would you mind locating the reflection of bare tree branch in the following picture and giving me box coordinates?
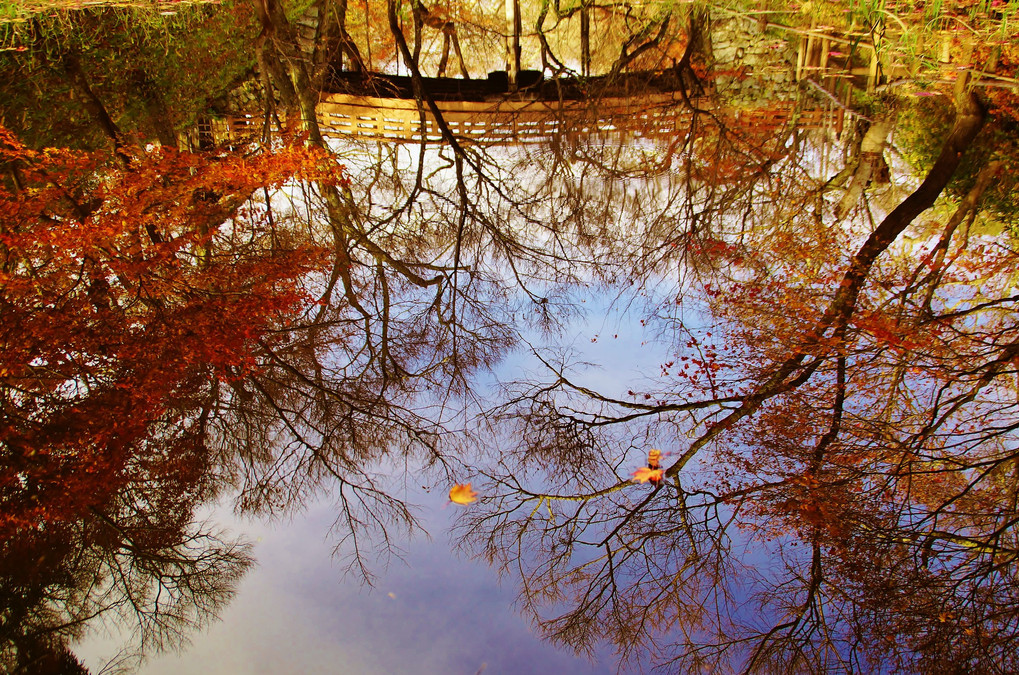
[1,427,252,671]
[454,89,1012,672]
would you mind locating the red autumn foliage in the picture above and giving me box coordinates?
[0,127,335,538]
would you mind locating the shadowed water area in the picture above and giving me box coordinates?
[2,1,1019,673]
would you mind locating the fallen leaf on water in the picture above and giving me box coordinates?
[647,449,662,469]
[632,467,664,483]
[449,483,479,505]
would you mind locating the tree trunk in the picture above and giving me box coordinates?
[834,120,891,218]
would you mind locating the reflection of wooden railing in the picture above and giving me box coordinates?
[793,24,912,94]
[195,116,263,147]
[789,24,1016,97]
[315,93,846,144]
[316,92,693,144]
[731,103,846,136]
[197,96,847,147]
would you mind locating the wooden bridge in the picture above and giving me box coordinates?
[318,90,686,144]
[190,4,1017,150]
[200,70,847,147]
[204,98,846,146]
[313,92,846,144]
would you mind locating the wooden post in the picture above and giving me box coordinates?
[804,30,817,76]
[505,0,521,91]
[820,36,830,83]
[953,38,975,101]
[580,4,590,77]
[868,23,886,93]
[796,38,805,81]
[939,32,952,64]
[867,48,879,92]
[795,18,817,81]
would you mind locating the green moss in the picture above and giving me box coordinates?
[895,94,1019,227]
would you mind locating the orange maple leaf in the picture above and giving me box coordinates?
[632,467,664,483]
[449,483,479,505]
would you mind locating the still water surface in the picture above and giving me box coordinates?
[3,2,1019,673]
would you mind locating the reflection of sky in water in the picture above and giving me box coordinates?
[83,499,616,674]
[77,294,670,674]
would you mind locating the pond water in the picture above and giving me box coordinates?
[2,2,1019,673]
[75,304,664,674]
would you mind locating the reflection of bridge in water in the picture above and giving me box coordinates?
[204,70,846,146]
[196,3,1016,149]
[197,1,912,149]
[314,92,846,144]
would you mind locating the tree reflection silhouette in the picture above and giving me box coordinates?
[454,91,1019,673]
[4,2,1019,673]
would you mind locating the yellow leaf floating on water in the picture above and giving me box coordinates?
[449,483,479,505]
[632,467,664,484]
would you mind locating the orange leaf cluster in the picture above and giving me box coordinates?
[632,467,664,484]
[449,483,479,505]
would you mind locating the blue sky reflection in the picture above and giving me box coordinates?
[77,297,668,675]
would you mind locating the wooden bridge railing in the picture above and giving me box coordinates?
[315,93,846,144]
[200,94,846,147]
[316,91,696,144]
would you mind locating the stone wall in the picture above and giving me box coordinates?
[708,15,802,107]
